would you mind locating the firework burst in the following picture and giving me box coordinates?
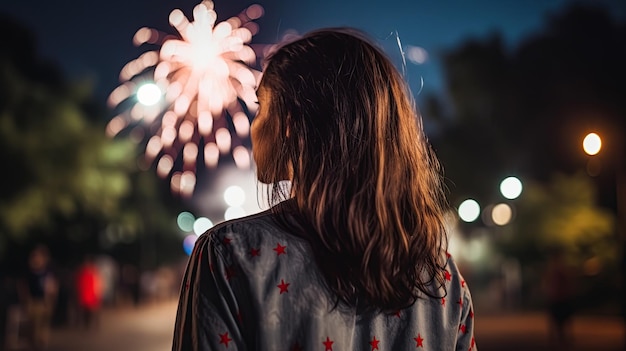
[106,1,264,197]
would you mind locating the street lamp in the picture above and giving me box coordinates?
[582,131,626,321]
[583,132,602,156]
[582,132,625,229]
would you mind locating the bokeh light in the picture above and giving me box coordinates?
[458,199,480,222]
[500,176,523,200]
[136,83,162,106]
[406,45,428,64]
[491,203,513,226]
[224,206,246,220]
[183,234,198,255]
[583,132,602,156]
[177,211,195,232]
[193,217,213,236]
[224,185,245,207]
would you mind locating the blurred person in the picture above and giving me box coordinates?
[173,28,476,350]
[18,244,58,351]
[543,246,575,351]
[94,255,118,307]
[75,255,103,329]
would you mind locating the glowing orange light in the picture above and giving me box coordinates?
[583,132,602,156]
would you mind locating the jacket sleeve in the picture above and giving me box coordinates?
[456,284,477,351]
[172,232,246,351]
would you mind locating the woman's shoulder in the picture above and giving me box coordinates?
[196,206,309,260]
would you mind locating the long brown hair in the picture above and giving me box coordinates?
[258,28,448,312]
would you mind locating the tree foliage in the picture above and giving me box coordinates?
[426,4,625,306]
[499,173,616,264]
[0,15,162,267]
[428,4,626,205]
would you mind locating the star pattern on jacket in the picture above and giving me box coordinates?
[370,336,380,350]
[414,334,424,348]
[185,228,476,351]
[323,336,334,351]
[273,242,287,256]
[459,324,467,334]
[219,332,232,347]
[277,279,290,294]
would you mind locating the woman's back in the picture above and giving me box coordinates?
[173,27,477,351]
[173,208,475,350]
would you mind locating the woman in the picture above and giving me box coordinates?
[173,28,476,350]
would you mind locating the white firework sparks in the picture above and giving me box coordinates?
[106,1,264,197]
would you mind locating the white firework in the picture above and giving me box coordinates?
[106,1,264,197]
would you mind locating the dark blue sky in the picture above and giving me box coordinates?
[1,0,624,106]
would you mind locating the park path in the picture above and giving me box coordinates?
[41,299,625,351]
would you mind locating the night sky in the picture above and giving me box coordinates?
[3,0,624,107]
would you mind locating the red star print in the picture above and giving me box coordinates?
[394,310,401,318]
[323,336,334,351]
[250,248,260,257]
[273,243,287,256]
[291,342,303,351]
[219,332,232,347]
[446,251,451,258]
[459,324,467,334]
[277,279,290,294]
[469,309,474,318]
[441,297,446,306]
[470,336,475,349]
[461,280,466,288]
[457,297,464,308]
[223,237,232,245]
[414,334,424,347]
[444,270,452,281]
[370,336,380,350]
